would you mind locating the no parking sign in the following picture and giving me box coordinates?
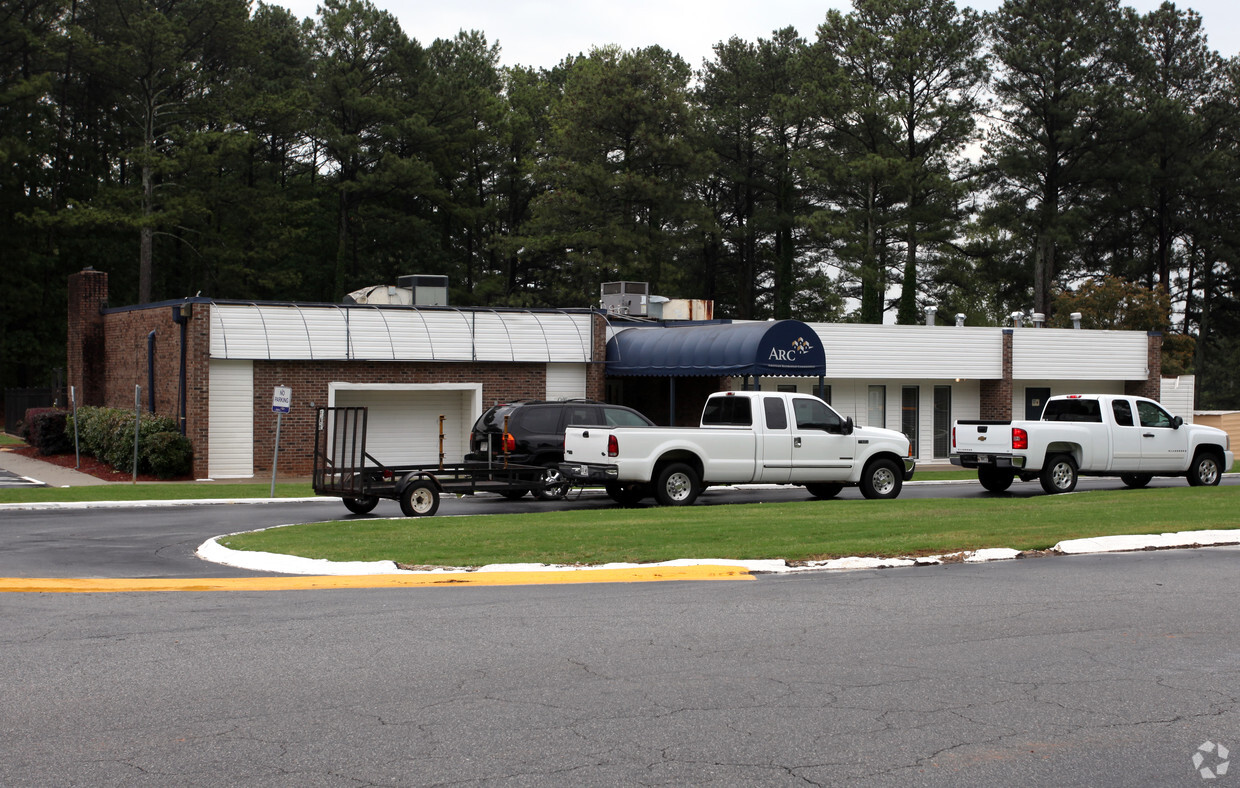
[272,386,292,413]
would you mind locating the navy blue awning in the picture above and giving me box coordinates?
[606,320,825,377]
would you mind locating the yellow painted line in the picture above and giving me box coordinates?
[0,565,753,593]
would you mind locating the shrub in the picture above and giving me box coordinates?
[67,406,188,475]
[24,408,72,455]
[143,431,194,479]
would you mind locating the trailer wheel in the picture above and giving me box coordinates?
[1120,473,1152,489]
[399,481,440,517]
[605,482,647,506]
[805,483,844,500]
[1039,454,1078,494]
[654,463,701,506]
[533,464,571,501]
[342,495,380,514]
[977,467,1015,493]
[860,458,902,499]
[1187,452,1223,487]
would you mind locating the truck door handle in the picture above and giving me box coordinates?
[794,437,802,448]
[1143,433,1155,438]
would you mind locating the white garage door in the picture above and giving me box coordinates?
[208,359,254,478]
[332,388,474,466]
[546,363,587,400]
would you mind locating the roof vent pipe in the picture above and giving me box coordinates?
[1011,311,1024,328]
[955,313,966,327]
[925,305,937,327]
[1071,312,1082,330]
[1032,312,1045,328]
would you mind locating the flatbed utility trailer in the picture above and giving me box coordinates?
[312,406,551,516]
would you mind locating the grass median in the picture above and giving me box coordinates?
[220,485,1240,568]
[0,482,314,503]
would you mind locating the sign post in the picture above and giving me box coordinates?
[271,386,291,498]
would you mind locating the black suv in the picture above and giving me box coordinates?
[466,400,655,499]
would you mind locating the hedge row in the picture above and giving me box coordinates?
[64,406,194,479]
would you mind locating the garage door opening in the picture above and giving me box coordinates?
[329,384,482,466]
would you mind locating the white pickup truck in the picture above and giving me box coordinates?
[951,394,1233,494]
[558,390,915,506]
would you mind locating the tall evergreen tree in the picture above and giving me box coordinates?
[985,0,1126,319]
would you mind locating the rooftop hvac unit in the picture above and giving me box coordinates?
[600,281,649,315]
[397,275,449,306]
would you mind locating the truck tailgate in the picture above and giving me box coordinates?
[563,426,615,463]
[953,421,1013,454]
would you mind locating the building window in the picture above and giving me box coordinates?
[867,385,886,428]
[934,386,952,458]
[902,386,919,456]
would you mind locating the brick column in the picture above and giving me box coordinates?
[1125,332,1162,400]
[66,268,109,406]
[587,311,608,401]
[978,329,1013,420]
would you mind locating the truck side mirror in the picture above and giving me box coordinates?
[843,417,854,436]
[1172,415,1183,429]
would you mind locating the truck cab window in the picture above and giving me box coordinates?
[1137,401,1173,428]
[763,397,789,430]
[702,396,752,426]
[1111,400,1134,427]
[1042,399,1102,422]
[793,398,842,432]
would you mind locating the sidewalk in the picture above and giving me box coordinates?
[0,448,114,487]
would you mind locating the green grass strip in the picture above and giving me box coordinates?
[221,485,1240,568]
[0,482,314,503]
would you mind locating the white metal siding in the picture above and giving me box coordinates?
[1160,375,1196,422]
[210,304,593,363]
[808,324,1004,379]
[1012,329,1148,379]
[330,385,480,466]
[546,364,587,400]
[208,359,254,478]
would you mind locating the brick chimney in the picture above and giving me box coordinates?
[67,268,108,406]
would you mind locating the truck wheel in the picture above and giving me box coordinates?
[977,467,1015,493]
[805,483,844,500]
[1120,473,1152,489]
[860,458,902,500]
[605,482,647,506]
[654,463,701,506]
[399,481,440,517]
[342,495,379,514]
[1039,454,1078,494]
[1187,452,1223,487]
[533,464,571,501]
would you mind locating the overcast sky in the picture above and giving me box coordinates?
[275,0,1240,71]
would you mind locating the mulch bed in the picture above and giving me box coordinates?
[8,445,191,483]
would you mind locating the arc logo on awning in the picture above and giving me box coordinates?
[768,336,815,362]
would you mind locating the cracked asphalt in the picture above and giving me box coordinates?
[4,539,1238,785]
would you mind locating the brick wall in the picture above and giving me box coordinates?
[1124,333,1163,400]
[247,359,554,477]
[978,330,1014,420]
